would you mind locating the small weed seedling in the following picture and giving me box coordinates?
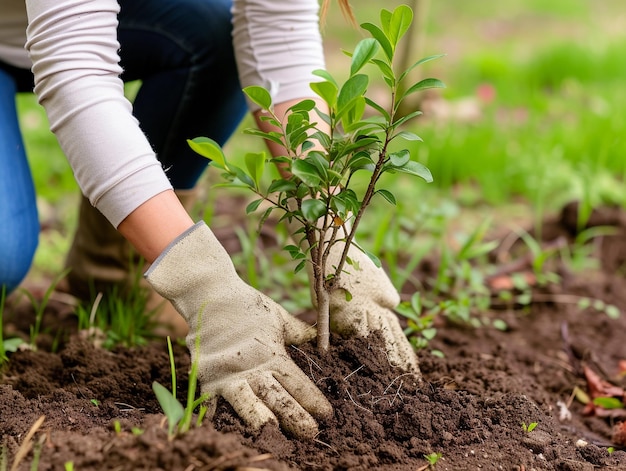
[395,292,442,356]
[424,451,443,468]
[522,421,538,433]
[19,270,68,350]
[152,336,210,439]
[189,5,444,350]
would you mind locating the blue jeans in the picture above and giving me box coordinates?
[0,0,248,293]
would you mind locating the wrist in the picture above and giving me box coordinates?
[117,190,195,262]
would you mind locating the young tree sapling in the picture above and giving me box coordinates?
[189,5,444,350]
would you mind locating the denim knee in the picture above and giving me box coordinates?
[0,221,39,294]
[0,67,39,294]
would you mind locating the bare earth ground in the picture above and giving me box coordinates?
[2,202,626,470]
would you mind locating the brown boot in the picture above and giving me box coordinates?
[64,191,199,339]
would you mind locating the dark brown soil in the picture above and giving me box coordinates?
[3,202,626,470]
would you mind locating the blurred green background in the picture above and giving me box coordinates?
[17,0,626,286]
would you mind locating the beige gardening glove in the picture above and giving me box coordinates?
[145,222,332,438]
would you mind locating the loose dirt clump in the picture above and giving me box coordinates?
[2,202,626,470]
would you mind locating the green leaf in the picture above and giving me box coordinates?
[289,99,316,113]
[347,151,374,171]
[2,337,23,353]
[306,152,330,181]
[605,305,621,319]
[410,292,422,314]
[401,78,446,100]
[244,152,265,187]
[364,97,391,122]
[243,85,272,110]
[361,22,393,61]
[391,111,423,129]
[371,59,395,82]
[364,248,382,268]
[341,135,381,155]
[232,166,256,189]
[333,189,361,215]
[310,130,332,149]
[294,260,307,274]
[422,328,437,340]
[243,128,285,147]
[258,206,273,229]
[301,140,315,153]
[257,114,281,127]
[395,160,433,182]
[245,199,263,214]
[351,38,379,76]
[187,137,227,169]
[310,81,338,108]
[301,199,326,222]
[376,189,396,205]
[388,5,413,48]
[292,159,322,186]
[312,69,338,87]
[380,9,393,37]
[343,96,367,130]
[152,381,184,435]
[268,179,297,193]
[389,149,411,167]
[392,130,423,142]
[284,244,306,260]
[493,319,508,331]
[398,54,446,83]
[337,74,369,113]
[593,397,624,409]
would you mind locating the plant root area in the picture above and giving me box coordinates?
[3,202,626,470]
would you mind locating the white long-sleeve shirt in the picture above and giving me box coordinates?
[1,0,325,227]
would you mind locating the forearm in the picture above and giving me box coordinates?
[25,0,172,228]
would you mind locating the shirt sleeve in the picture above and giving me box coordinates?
[25,0,173,228]
[231,0,326,111]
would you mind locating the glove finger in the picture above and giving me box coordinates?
[278,309,317,345]
[249,372,322,439]
[273,360,333,421]
[377,308,421,374]
[221,380,278,431]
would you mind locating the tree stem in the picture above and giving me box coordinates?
[316,286,331,351]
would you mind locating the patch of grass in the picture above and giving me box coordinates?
[19,270,69,350]
[152,336,210,439]
[73,262,161,348]
[74,284,159,349]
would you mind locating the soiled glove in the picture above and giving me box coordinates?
[306,224,420,374]
[145,222,332,438]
